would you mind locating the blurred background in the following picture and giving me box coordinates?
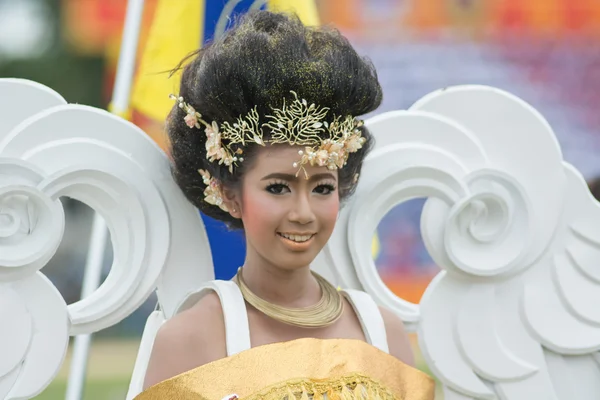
[2,0,600,398]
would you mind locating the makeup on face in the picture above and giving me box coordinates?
[238,146,340,271]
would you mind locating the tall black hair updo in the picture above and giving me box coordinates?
[167,11,383,229]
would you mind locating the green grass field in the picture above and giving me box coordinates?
[35,338,441,399]
[34,340,138,400]
[36,379,130,400]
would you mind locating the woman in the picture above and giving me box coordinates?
[139,11,434,400]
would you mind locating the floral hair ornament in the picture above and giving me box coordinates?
[171,92,366,178]
[198,169,228,212]
[170,94,261,173]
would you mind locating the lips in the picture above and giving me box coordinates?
[278,232,315,243]
[276,232,316,252]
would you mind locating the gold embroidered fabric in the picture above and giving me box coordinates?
[246,373,396,400]
[135,338,435,400]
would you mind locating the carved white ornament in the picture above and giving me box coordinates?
[3,79,600,400]
[0,79,211,399]
[314,85,600,399]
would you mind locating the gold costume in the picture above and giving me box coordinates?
[136,338,435,400]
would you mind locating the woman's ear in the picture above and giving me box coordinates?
[221,185,242,219]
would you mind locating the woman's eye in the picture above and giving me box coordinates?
[314,184,336,195]
[266,183,290,194]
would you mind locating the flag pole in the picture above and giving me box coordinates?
[64,1,146,399]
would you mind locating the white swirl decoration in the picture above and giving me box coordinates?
[413,86,564,278]
[323,85,564,319]
[0,79,211,398]
[441,168,532,277]
[0,160,65,282]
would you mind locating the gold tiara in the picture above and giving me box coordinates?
[170,91,366,176]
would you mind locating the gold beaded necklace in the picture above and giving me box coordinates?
[234,268,344,328]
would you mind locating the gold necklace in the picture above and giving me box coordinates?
[235,268,344,328]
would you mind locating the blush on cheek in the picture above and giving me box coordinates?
[241,191,273,237]
[325,196,340,213]
[318,196,340,225]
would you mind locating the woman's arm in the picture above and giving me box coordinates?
[379,306,416,367]
[143,293,228,390]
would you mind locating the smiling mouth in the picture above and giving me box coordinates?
[277,232,315,243]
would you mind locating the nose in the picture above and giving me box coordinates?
[288,192,316,225]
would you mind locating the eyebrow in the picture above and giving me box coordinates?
[261,172,337,182]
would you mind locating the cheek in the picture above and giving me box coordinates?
[241,189,280,236]
[316,195,340,229]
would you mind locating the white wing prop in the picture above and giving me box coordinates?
[3,79,599,400]
[315,85,600,399]
[0,79,211,399]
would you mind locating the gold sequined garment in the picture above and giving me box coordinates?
[135,338,435,400]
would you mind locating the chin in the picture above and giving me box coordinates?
[273,252,319,271]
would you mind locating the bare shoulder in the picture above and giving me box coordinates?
[143,292,227,390]
[378,306,416,367]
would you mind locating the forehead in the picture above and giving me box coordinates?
[248,144,337,178]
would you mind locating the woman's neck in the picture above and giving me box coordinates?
[239,254,321,308]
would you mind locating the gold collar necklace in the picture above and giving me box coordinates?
[234,268,344,328]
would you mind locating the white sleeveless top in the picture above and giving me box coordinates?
[176,280,390,356]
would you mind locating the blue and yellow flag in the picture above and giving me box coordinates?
[131,0,319,123]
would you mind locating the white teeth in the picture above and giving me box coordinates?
[280,233,313,242]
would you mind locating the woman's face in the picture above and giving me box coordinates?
[236,145,340,271]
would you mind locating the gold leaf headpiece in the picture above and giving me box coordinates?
[171,92,365,210]
[170,91,365,176]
